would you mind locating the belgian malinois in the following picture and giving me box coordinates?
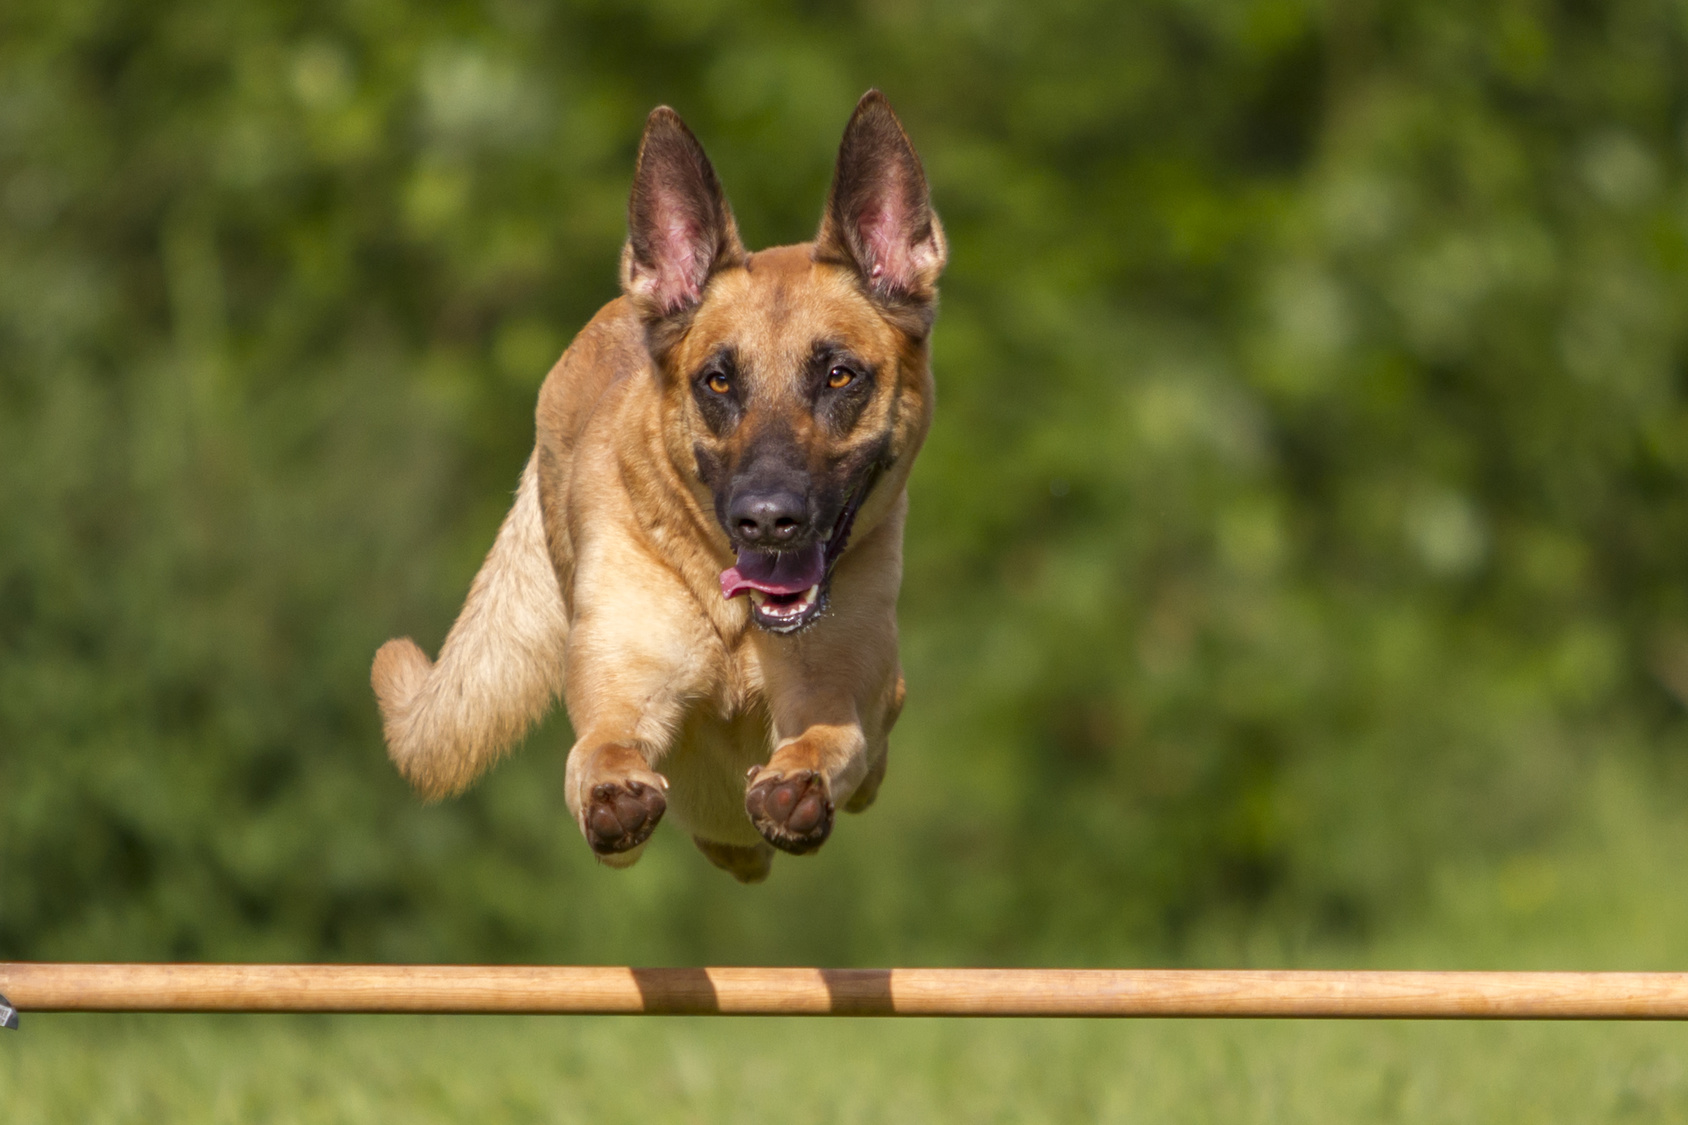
[371,91,944,883]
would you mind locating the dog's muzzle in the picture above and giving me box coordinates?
[718,469,879,634]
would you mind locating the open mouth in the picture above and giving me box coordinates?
[720,543,827,632]
[717,477,875,634]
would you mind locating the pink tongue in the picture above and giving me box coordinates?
[720,544,825,599]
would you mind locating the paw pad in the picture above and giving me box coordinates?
[745,770,833,855]
[585,780,666,855]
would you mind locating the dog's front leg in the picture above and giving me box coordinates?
[560,575,709,867]
[564,735,670,866]
[745,697,870,856]
[744,590,900,855]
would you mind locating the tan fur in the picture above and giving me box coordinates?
[372,454,568,798]
[372,92,942,878]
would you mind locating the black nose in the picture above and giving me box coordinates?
[729,490,808,545]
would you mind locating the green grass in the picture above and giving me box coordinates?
[7,1011,1688,1123]
[8,761,1688,1123]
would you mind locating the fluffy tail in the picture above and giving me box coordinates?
[372,453,568,798]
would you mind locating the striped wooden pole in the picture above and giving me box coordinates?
[6,964,1688,1022]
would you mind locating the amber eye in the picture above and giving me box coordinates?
[705,372,732,394]
[827,366,854,389]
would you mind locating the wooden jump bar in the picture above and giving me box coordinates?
[6,964,1688,1020]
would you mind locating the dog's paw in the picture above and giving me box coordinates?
[584,779,667,856]
[745,768,833,855]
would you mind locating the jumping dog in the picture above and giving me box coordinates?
[372,91,945,882]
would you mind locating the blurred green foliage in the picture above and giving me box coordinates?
[4,0,1688,968]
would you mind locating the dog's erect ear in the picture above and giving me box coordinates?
[621,107,746,335]
[815,90,947,332]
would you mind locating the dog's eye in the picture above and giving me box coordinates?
[827,366,854,390]
[705,372,732,395]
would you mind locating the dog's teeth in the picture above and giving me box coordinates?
[748,583,822,627]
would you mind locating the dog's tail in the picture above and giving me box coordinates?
[371,453,568,799]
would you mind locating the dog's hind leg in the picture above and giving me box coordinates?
[372,454,568,798]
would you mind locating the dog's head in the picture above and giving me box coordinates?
[619,91,946,634]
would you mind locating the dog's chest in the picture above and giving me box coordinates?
[660,692,774,845]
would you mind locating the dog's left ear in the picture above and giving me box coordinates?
[621,107,747,346]
[815,90,947,334]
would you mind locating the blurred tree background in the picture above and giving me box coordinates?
[4,0,1688,970]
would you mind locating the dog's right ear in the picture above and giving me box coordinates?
[620,107,746,348]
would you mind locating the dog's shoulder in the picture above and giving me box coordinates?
[536,296,650,455]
